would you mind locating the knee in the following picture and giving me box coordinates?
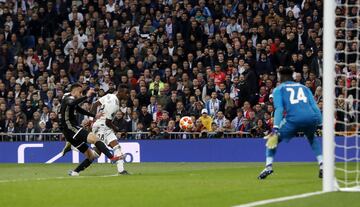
[87,133,99,144]
[85,149,98,161]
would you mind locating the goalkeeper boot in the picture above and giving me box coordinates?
[319,162,323,178]
[258,165,273,180]
[60,142,72,157]
[319,169,323,179]
[119,170,130,175]
[68,170,79,176]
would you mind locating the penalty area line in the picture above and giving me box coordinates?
[233,191,326,207]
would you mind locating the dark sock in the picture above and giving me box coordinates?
[95,141,113,158]
[74,159,93,173]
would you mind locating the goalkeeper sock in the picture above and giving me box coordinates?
[74,158,93,173]
[317,155,323,165]
[266,157,274,168]
[95,141,113,158]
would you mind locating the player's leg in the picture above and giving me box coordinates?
[66,132,99,176]
[258,122,296,179]
[304,126,323,178]
[69,148,100,176]
[86,131,121,161]
[108,140,129,175]
[60,141,72,157]
[258,139,282,179]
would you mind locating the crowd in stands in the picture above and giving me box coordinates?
[0,0,357,141]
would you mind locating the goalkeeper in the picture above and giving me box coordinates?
[258,67,323,179]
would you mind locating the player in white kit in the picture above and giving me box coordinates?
[62,91,129,175]
[91,92,129,175]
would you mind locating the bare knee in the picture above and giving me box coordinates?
[87,133,98,144]
[84,149,97,161]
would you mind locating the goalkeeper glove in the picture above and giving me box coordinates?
[264,128,279,149]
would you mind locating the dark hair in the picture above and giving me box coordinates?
[70,83,82,91]
[278,67,293,82]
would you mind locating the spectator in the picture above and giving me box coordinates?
[251,119,269,137]
[214,111,227,129]
[198,109,213,132]
[139,106,152,129]
[205,92,221,117]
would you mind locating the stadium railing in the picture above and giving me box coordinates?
[0,132,252,142]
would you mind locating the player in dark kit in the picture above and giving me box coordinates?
[59,83,121,175]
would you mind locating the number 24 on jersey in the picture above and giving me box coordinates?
[286,87,308,104]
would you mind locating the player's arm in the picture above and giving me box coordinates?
[90,100,102,115]
[76,105,96,117]
[105,119,120,133]
[272,88,284,130]
[67,96,88,106]
[306,87,323,125]
[68,88,95,106]
[264,88,283,149]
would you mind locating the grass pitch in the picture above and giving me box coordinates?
[0,163,358,207]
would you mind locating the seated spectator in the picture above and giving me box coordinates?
[214,111,228,129]
[158,111,170,130]
[198,109,213,132]
[209,122,224,138]
[239,119,252,137]
[222,120,235,133]
[113,111,130,132]
[251,119,269,137]
[205,92,221,117]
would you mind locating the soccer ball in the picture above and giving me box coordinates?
[179,116,194,130]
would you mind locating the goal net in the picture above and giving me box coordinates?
[323,0,360,191]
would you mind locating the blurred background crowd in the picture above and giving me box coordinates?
[0,0,358,140]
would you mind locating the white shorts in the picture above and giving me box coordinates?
[92,120,117,146]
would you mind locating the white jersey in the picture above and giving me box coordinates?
[98,94,119,121]
[92,94,119,145]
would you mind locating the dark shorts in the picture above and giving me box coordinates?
[62,127,90,153]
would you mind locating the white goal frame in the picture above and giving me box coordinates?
[323,0,360,192]
[322,0,336,192]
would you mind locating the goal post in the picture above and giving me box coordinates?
[322,0,336,192]
[323,0,360,192]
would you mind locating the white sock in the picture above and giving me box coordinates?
[114,145,125,173]
[266,157,274,169]
[117,160,125,173]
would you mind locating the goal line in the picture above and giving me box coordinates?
[232,191,326,207]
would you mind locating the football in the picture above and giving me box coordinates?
[179,116,194,130]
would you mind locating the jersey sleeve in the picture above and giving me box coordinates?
[76,106,95,117]
[272,87,284,129]
[306,87,323,125]
[98,96,106,105]
[67,96,88,106]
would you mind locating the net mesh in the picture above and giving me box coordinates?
[333,0,360,190]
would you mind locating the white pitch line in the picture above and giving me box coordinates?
[233,191,326,207]
[0,174,118,184]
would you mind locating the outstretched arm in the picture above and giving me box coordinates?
[76,105,96,117]
[68,88,96,106]
[90,101,102,115]
[68,96,88,106]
